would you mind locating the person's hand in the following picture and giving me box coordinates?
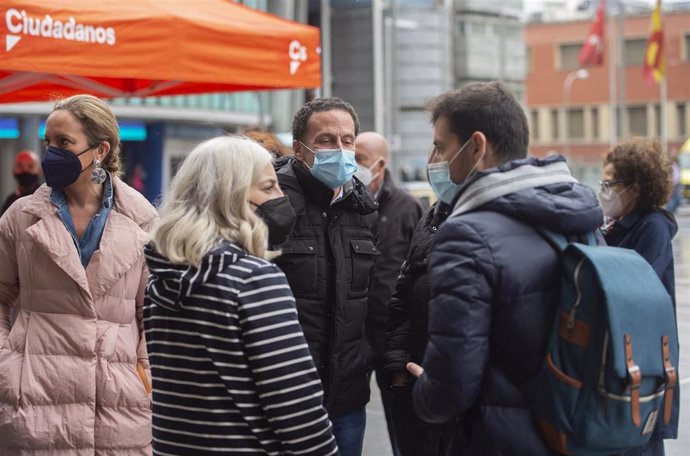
[391,370,411,386]
[406,362,424,378]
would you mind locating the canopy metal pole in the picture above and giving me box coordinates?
[0,72,54,96]
[320,0,332,98]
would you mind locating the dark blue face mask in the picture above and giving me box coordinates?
[41,145,94,188]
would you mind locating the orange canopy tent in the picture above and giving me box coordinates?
[0,0,322,102]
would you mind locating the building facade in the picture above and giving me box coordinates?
[0,0,530,201]
[325,0,526,182]
[525,6,690,186]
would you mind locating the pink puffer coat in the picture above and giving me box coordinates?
[0,178,156,455]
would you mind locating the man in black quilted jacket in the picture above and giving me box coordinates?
[406,82,603,455]
[273,98,379,456]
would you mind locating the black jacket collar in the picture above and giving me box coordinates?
[280,157,378,214]
[376,169,394,207]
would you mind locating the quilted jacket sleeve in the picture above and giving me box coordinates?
[0,204,20,347]
[135,261,151,375]
[136,218,157,388]
[383,205,433,379]
[412,217,497,424]
[382,263,415,379]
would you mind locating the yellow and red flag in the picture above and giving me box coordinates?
[643,0,665,85]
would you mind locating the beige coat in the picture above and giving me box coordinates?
[0,178,156,455]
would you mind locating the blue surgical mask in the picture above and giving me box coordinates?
[41,145,95,188]
[299,142,357,189]
[428,162,461,205]
[427,138,472,205]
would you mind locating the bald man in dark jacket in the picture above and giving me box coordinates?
[355,132,423,456]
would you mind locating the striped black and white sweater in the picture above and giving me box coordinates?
[143,242,338,456]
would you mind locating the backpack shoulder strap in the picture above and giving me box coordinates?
[534,227,568,253]
[534,227,598,253]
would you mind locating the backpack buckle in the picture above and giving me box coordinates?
[566,310,576,329]
[625,334,642,427]
[662,335,677,425]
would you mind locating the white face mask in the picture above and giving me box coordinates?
[354,158,381,187]
[597,186,629,219]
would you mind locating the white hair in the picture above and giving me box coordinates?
[151,136,274,266]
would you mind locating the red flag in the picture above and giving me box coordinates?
[643,0,665,85]
[578,0,606,67]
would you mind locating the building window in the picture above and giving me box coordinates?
[551,109,560,141]
[624,38,647,66]
[568,108,585,139]
[591,107,599,140]
[472,22,486,35]
[526,46,533,74]
[678,103,687,137]
[628,106,647,136]
[559,43,582,70]
[531,109,540,142]
[654,105,661,137]
[685,34,690,61]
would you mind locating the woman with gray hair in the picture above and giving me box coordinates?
[143,136,337,456]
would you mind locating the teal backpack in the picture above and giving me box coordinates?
[530,229,679,455]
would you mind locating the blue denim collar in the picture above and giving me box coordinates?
[49,173,114,268]
[49,172,114,210]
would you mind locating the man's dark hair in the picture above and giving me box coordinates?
[292,98,360,143]
[429,82,529,163]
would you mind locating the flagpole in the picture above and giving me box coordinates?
[661,77,668,152]
[659,0,668,153]
[617,0,626,140]
[608,0,617,147]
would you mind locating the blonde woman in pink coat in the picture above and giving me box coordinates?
[0,94,156,455]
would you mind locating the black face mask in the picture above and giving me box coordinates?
[41,145,93,188]
[253,196,297,247]
[14,172,40,189]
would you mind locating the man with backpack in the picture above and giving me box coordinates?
[406,82,603,455]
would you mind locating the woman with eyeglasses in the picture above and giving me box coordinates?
[598,138,678,456]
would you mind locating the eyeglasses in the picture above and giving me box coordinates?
[599,179,629,195]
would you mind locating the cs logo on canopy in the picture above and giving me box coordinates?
[289,40,308,75]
